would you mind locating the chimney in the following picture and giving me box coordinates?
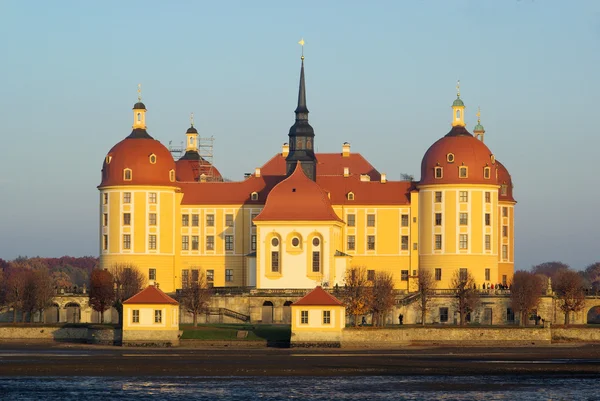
[344,167,350,177]
[282,143,289,157]
[255,168,261,177]
[342,142,351,157]
[381,173,387,183]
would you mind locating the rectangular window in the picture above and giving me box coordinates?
[192,214,199,227]
[206,214,215,227]
[435,213,442,226]
[132,310,139,323]
[103,235,108,250]
[502,245,508,260]
[301,310,308,324]
[459,268,468,281]
[206,236,214,250]
[182,214,189,226]
[440,307,449,323]
[154,310,162,323]
[506,308,515,323]
[502,207,508,217]
[251,213,258,227]
[123,213,131,225]
[501,185,508,196]
[502,226,508,237]
[181,270,189,288]
[192,235,199,250]
[347,214,356,227]
[123,192,131,203]
[191,269,199,282]
[435,191,442,202]
[459,191,468,202]
[459,213,468,225]
[271,251,279,272]
[434,234,442,250]
[251,234,257,251]
[367,270,375,281]
[401,236,409,251]
[485,268,490,281]
[485,213,491,226]
[312,251,320,272]
[149,213,157,226]
[401,270,409,281]
[103,213,108,226]
[485,192,491,203]
[225,269,233,282]
[225,214,234,226]
[485,234,491,250]
[225,235,234,251]
[347,235,355,251]
[459,234,468,249]
[367,235,375,250]
[182,236,189,250]
[103,193,108,205]
[401,214,409,227]
[149,268,156,281]
[123,234,131,250]
[323,310,331,325]
[206,270,214,282]
[149,192,157,204]
[435,268,442,281]
[149,235,157,250]
[459,166,468,178]
[367,214,376,227]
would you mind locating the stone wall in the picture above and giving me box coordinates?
[291,330,342,346]
[0,326,120,344]
[122,329,181,346]
[552,327,600,342]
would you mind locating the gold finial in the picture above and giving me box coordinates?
[476,106,481,123]
[456,80,460,98]
[137,83,142,102]
[298,38,305,60]
[190,112,194,127]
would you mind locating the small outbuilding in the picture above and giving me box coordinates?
[291,286,346,347]
[122,285,180,346]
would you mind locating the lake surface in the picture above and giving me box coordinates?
[1,375,598,400]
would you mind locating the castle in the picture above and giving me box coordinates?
[98,55,515,294]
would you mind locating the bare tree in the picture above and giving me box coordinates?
[342,266,372,327]
[89,269,115,323]
[554,270,585,325]
[179,268,212,326]
[510,271,544,326]
[450,270,480,326]
[532,261,570,283]
[583,262,600,294]
[370,272,395,327]
[32,269,55,323]
[4,268,31,322]
[109,263,146,326]
[415,269,435,326]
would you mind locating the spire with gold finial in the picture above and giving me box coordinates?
[451,80,466,127]
[132,83,147,130]
[473,106,486,142]
[186,112,198,152]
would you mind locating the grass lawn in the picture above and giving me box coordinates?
[180,323,291,343]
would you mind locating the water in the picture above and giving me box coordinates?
[0,375,599,400]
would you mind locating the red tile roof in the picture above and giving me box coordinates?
[317,175,411,205]
[293,286,344,306]
[123,285,179,305]
[254,163,343,222]
[260,153,381,180]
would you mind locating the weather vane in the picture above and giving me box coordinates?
[190,112,194,127]
[298,38,305,60]
[137,83,142,102]
[456,80,460,98]
[476,106,481,123]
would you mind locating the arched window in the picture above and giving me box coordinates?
[123,168,132,181]
[456,110,460,119]
[105,155,112,164]
[169,169,175,182]
[137,113,141,122]
[347,192,355,201]
[434,167,443,179]
[459,166,468,178]
[311,235,322,273]
[189,137,195,146]
[251,192,259,201]
[270,236,281,273]
[483,167,491,179]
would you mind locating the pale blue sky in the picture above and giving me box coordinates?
[0,0,598,269]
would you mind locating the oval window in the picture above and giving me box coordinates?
[271,238,279,247]
[292,237,300,247]
[312,238,320,247]
[149,154,157,164]
[447,153,455,163]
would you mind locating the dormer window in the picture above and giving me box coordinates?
[434,167,443,179]
[149,154,157,164]
[483,167,491,179]
[501,184,508,196]
[459,166,468,178]
[123,168,132,181]
[446,153,455,163]
[251,192,259,201]
[169,169,175,182]
[105,155,112,164]
[490,154,496,164]
[347,192,355,201]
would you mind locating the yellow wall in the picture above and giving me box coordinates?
[291,305,345,332]
[122,303,179,331]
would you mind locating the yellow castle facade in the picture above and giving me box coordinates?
[98,59,515,293]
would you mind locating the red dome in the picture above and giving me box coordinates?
[175,151,223,182]
[496,160,515,202]
[254,163,342,222]
[420,126,497,186]
[100,132,176,187]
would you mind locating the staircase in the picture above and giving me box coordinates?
[397,292,420,306]
[206,307,250,323]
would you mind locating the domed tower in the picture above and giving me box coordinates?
[98,88,178,289]
[418,85,502,288]
[175,115,223,182]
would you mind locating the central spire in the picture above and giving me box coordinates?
[286,39,317,181]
